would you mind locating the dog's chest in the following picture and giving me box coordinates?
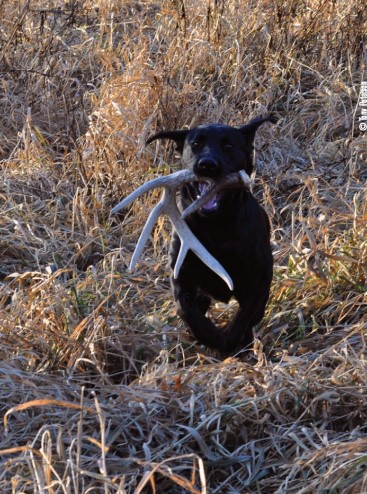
[187,214,244,252]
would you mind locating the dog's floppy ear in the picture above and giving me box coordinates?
[146,129,189,154]
[238,114,277,145]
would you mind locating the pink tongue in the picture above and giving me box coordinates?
[198,182,217,210]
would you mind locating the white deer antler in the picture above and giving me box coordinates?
[111,169,251,290]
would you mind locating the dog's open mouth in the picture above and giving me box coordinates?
[196,181,221,212]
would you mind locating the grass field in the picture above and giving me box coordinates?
[0,0,366,492]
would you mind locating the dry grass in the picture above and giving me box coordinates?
[0,0,366,492]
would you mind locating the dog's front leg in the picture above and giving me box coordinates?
[223,284,271,352]
[173,282,229,351]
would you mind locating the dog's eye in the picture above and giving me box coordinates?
[191,141,202,150]
[223,143,233,151]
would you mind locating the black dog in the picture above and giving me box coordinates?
[147,116,274,353]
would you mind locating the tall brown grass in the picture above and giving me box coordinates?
[0,0,366,492]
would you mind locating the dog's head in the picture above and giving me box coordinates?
[147,115,275,213]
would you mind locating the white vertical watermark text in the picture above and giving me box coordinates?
[359,81,367,132]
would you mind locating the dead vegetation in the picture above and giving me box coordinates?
[0,0,366,492]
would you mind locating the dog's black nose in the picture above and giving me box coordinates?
[195,158,219,175]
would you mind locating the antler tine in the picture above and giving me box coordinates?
[181,170,252,219]
[111,168,234,290]
[129,198,165,271]
[111,169,196,215]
